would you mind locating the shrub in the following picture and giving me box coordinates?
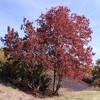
[15,64,51,95]
[91,79,100,87]
[91,66,100,87]
[92,66,100,80]
[82,77,92,84]
[0,60,51,95]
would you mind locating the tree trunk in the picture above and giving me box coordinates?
[52,70,63,95]
[54,73,62,95]
[53,68,56,95]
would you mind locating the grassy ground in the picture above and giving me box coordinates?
[55,90,100,100]
[0,82,100,100]
[39,90,100,100]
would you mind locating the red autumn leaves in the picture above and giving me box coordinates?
[2,6,93,81]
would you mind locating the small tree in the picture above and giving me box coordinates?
[1,6,94,95]
[1,20,51,95]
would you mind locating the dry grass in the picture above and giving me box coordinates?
[0,48,6,63]
[51,90,100,100]
[0,83,35,100]
[0,82,100,100]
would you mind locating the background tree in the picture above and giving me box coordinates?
[1,6,94,95]
[91,59,100,87]
[96,59,100,66]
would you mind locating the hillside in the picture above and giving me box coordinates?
[0,78,100,100]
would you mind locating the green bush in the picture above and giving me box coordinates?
[14,64,51,95]
[91,66,100,87]
[92,66,100,80]
[0,60,51,95]
[82,77,92,84]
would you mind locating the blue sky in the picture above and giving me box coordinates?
[0,0,100,64]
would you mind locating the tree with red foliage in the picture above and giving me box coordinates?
[37,6,94,95]
[1,6,94,95]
